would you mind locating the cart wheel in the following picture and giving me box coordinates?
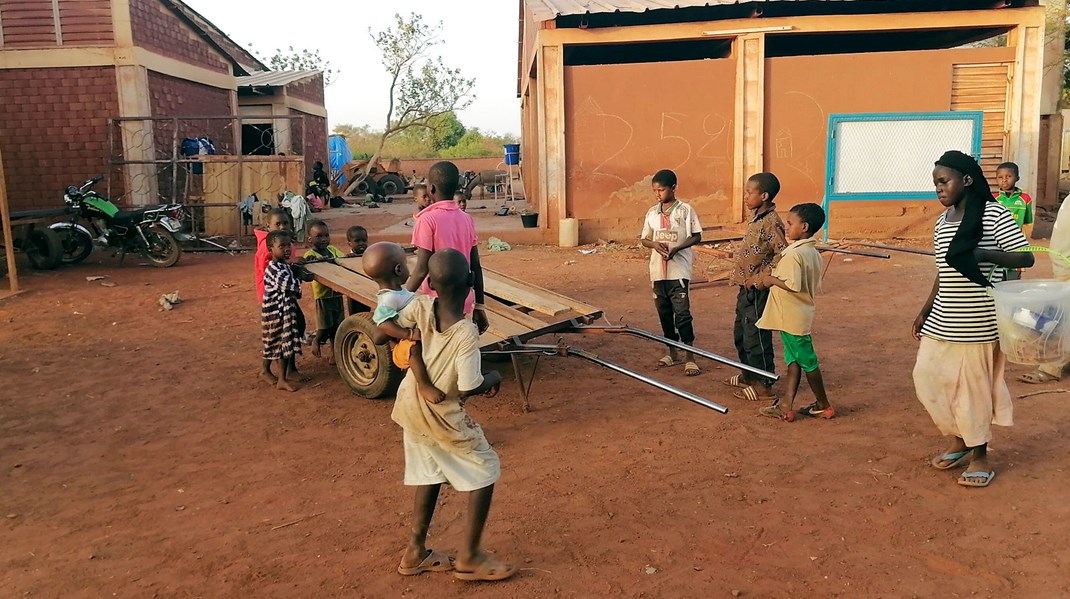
[334,313,404,399]
[24,228,63,270]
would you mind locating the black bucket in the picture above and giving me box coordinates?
[520,213,539,228]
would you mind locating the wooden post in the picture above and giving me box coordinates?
[732,33,766,223]
[0,145,19,295]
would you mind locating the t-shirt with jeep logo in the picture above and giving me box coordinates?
[641,200,702,282]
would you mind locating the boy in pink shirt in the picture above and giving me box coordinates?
[405,161,489,334]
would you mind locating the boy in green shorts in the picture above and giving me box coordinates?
[756,203,834,421]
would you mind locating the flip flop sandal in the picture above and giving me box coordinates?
[684,362,701,376]
[733,385,774,402]
[453,556,517,582]
[398,549,454,576]
[957,470,996,488]
[930,449,973,470]
[758,404,795,421]
[1017,370,1060,384]
[657,355,680,368]
[723,374,746,388]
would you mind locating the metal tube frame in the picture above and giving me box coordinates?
[568,323,778,382]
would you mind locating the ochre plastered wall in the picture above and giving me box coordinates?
[765,45,1016,238]
[564,58,736,241]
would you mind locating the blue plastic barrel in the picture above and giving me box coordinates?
[503,143,520,165]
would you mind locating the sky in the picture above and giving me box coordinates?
[183,0,522,136]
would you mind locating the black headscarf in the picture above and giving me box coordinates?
[934,150,993,288]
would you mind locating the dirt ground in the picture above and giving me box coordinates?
[3,239,1070,599]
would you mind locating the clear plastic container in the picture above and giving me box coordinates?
[992,280,1070,365]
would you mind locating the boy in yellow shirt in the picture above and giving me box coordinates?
[303,220,346,361]
[756,203,834,421]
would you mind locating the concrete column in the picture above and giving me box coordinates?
[1007,24,1045,201]
[537,44,566,235]
[115,63,158,206]
[733,33,765,222]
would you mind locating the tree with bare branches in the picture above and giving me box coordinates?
[352,13,475,193]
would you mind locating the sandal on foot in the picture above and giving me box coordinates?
[1018,370,1059,384]
[398,549,453,576]
[957,470,996,488]
[453,556,517,582]
[733,385,774,402]
[684,362,701,376]
[798,402,836,419]
[723,374,747,388]
[657,355,680,368]
[758,404,795,421]
[930,449,973,470]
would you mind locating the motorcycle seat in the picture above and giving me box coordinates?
[111,209,148,226]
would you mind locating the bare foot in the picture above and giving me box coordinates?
[290,369,313,383]
[277,379,299,392]
[327,350,336,366]
[259,372,277,385]
[311,343,321,358]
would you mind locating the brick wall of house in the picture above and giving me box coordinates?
[130,0,230,74]
[290,110,327,173]
[0,66,118,212]
[284,74,325,106]
[148,71,234,154]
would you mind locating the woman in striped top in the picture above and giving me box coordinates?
[911,151,1034,488]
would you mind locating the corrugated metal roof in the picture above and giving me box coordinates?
[236,70,320,88]
[527,0,849,21]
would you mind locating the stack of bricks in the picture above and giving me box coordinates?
[0,66,119,212]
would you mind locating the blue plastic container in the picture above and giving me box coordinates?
[503,143,520,165]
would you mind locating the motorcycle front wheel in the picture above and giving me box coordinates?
[143,227,181,268]
[57,228,93,264]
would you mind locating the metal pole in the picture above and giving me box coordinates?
[171,117,179,203]
[572,324,778,382]
[567,348,728,414]
[0,145,19,294]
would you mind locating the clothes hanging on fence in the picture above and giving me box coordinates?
[280,192,310,241]
[238,193,257,226]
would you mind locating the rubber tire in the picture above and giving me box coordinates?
[143,227,181,268]
[56,227,93,265]
[24,228,63,270]
[354,177,378,196]
[334,312,404,399]
[377,174,405,197]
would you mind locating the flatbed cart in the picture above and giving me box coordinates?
[0,208,66,273]
[304,257,777,414]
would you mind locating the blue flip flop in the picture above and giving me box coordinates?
[958,470,996,488]
[931,449,972,470]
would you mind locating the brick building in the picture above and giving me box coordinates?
[0,0,328,211]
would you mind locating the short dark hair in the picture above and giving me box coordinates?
[308,219,328,234]
[266,229,291,247]
[412,182,427,193]
[996,162,1020,177]
[346,225,367,241]
[427,161,460,198]
[748,172,781,202]
[790,203,826,236]
[651,169,677,187]
[267,207,290,221]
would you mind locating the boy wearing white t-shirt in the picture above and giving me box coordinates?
[640,169,703,376]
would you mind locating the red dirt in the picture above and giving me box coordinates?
[2,244,1069,598]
